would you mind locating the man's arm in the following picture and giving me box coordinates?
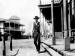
[32,22,35,36]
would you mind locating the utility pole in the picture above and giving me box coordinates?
[63,0,70,50]
[51,0,56,45]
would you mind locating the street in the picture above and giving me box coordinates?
[0,38,63,56]
[0,39,49,56]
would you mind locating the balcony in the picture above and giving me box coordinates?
[5,27,21,31]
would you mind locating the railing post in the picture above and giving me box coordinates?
[1,23,6,56]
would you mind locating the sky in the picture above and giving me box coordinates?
[0,0,40,34]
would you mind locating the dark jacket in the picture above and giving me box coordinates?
[33,21,40,38]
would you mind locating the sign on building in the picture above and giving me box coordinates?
[41,0,62,5]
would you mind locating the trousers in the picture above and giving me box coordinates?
[34,33,40,52]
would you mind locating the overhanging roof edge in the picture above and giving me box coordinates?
[38,0,63,8]
[38,5,51,8]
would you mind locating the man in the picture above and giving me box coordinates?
[32,16,40,53]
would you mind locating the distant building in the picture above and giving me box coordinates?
[0,17,24,40]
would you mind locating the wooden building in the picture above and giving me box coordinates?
[38,0,63,39]
[38,0,74,50]
[0,18,24,40]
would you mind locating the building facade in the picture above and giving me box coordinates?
[39,0,63,39]
[39,0,75,39]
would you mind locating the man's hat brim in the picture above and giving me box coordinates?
[34,16,39,19]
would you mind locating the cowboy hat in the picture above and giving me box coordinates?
[34,16,39,19]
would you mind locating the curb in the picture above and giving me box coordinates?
[41,42,68,56]
[41,45,53,56]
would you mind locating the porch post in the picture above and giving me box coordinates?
[51,0,56,45]
[63,0,70,51]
